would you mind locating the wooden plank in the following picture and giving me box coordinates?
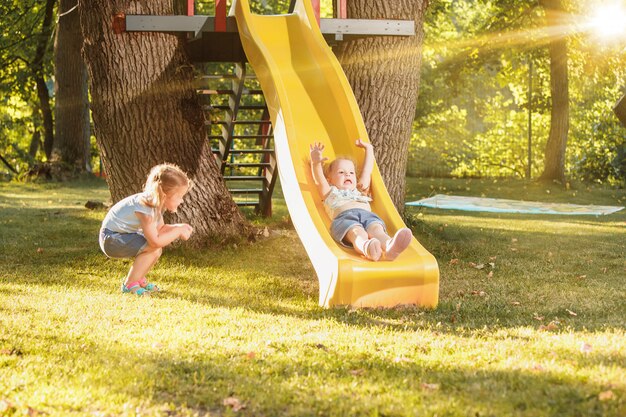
[125,16,414,36]
[215,0,226,32]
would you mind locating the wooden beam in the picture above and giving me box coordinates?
[215,0,226,32]
[125,15,415,37]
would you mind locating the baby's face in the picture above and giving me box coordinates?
[328,159,357,190]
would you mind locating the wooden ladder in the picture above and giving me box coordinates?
[196,62,277,217]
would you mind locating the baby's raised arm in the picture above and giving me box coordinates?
[355,139,374,191]
[310,142,331,198]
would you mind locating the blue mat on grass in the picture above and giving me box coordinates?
[406,194,624,216]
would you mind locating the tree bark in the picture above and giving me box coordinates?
[79,0,250,244]
[333,0,428,212]
[538,0,569,183]
[53,0,91,172]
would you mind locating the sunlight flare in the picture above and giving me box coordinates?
[588,2,626,40]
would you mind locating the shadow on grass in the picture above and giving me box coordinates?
[37,332,622,417]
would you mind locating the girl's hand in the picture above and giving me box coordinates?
[178,223,193,241]
[355,138,373,150]
[309,142,328,164]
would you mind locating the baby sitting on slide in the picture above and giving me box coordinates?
[309,139,412,261]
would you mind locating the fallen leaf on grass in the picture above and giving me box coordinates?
[511,238,518,243]
[393,356,411,363]
[449,258,459,265]
[36,248,44,253]
[539,321,559,331]
[246,351,256,359]
[471,290,486,297]
[566,309,577,316]
[223,397,246,412]
[576,275,587,280]
[468,262,485,270]
[420,383,440,391]
[349,369,365,376]
[510,247,518,252]
[0,400,16,413]
[580,343,592,354]
[510,301,521,306]
[0,348,22,356]
[487,271,493,278]
[27,406,43,416]
[533,315,544,321]
[489,256,497,261]
[598,390,615,401]
[531,364,545,372]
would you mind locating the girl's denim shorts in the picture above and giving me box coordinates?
[99,228,147,259]
[330,208,386,247]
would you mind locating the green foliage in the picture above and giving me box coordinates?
[412,0,626,184]
[0,0,55,176]
[0,178,625,416]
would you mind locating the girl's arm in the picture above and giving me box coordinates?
[356,139,374,191]
[310,142,331,198]
[136,212,188,248]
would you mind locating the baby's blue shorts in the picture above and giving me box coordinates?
[99,228,148,258]
[330,208,386,247]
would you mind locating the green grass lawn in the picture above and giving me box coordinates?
[0,176,624,416]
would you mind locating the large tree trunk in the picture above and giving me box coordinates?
[333,0,428,212]
[79,0,250,244]
[53,0,91,172]
[539,0,569,183]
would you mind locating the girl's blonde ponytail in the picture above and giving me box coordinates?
[142,163,191,208]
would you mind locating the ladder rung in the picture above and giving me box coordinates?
[224,176,266,181]
[212,104,266,110]
[226,163,272,168]
[235,201,260,207]
[210,120,271,126]
[198,74,237,80]
[229,188,263,194]
[225,149,274,154]
[233,120,272,125]
[198,74,258,80]
[212,148,273,154]
[243,89,264,95]
[196,89,235,95]
[232,135,273,139]
[207,135,224,139]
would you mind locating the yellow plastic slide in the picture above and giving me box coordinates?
[233,0,439,308]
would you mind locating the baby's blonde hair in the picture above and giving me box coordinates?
[323,156,358,180]
[142,163,191,208]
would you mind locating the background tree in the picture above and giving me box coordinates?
[32,0,56,159]
[79,0,249,244]
[333,0,429,212]
[537,0,569,182]
[52,0,91,173]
